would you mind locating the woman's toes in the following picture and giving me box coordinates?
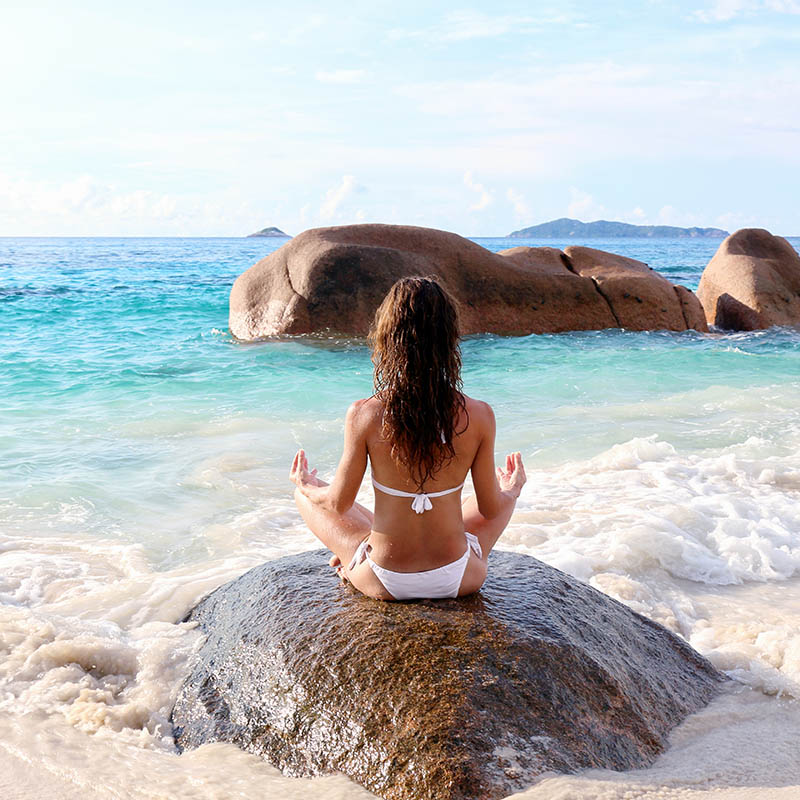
[329,554,341,568]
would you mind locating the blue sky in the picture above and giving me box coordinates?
[1,0,799,236]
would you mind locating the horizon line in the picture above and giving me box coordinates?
[2,231,800,239]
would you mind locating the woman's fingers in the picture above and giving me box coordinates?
[290,449,308,482]
[496,452,527,492]
[512,452,526,485]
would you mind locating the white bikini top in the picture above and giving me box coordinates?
[371,476,464,514]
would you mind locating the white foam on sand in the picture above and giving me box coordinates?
[502,434,800,698]
[1,689,798,799]
[511,690,800,800]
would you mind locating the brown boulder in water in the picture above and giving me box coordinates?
[564,246,707,332]
[697,228,800,330]
[674,284,709,331]
[171,550,724,800]
[229,224,707,338]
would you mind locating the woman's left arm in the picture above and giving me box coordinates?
[290,400,369,513]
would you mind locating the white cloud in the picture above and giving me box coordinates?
[692,0,800,21]
[282,13,327,45]
[655,205,703,226]
[613,207,650,224]
[714,210,764,231]
[393,59,800,169]
[692,0,749,20]
[390,9,582,42]
[319,175,358,221]
[0,171,271,235]
[506,188,531,221]
[315,69,366,84]
[0,173,109,218]
[463,172,493,211]
[657,205,755,230]
[431,10,536,41]
[108,190,177,219]
[567,189,606,221]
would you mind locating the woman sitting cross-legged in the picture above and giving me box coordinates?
[290,276,526,601]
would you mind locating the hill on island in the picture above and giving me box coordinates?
[247,226,289,238]
[509,218,728,239]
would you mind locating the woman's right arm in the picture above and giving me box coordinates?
[290,400,369,513]
[470,402,526,520]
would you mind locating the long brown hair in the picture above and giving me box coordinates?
[369,276,467,490]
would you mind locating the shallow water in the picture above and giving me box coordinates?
[1,235,799,798]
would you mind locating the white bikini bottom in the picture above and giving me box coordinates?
[348,533,483,601]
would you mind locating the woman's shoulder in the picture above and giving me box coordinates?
[462,393,495,422]
[345,397,383,427]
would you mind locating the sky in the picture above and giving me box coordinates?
[1,0,799,237]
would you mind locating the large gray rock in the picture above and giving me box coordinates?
[697,228,800,330]
[171,550,724,800]
[229,224,707,339]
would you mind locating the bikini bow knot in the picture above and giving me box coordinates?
[411,493,433,514]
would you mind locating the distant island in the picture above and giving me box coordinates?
[247,226,290,238]
[508,218,729,239]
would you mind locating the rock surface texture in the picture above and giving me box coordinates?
[229,224,708,338]
[697,228,800,330]
[172,550,724,800]
[564,246,704,332]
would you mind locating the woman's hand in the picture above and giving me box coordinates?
[290,449,323,487]
[496,451,526,498]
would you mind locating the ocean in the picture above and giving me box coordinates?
[1,234,799,799]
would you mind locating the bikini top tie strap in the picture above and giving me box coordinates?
[371,477,464,514]
[411,493,433,514]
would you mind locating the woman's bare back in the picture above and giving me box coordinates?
[360,394,488,571]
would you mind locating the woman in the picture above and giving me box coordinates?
[290,276,526,601]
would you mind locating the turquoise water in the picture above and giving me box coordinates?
[1,235,800,799]
[2,236,799,562]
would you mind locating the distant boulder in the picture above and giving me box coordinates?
[171,550,724,800]
[697,228,800,330]
[247,226,289,238]
[229,224,707,339]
